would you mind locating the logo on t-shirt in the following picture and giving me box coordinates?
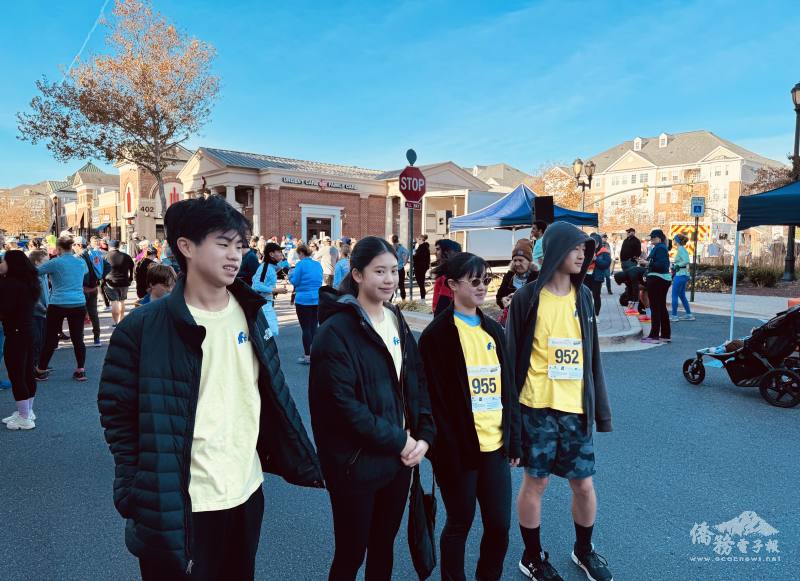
[487,341,495,351]
[392,336,401,346]
[237,331,249,344]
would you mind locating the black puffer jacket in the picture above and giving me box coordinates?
[419,305,521,486]
[98,277,322,573]
[309,287,436,492]
[495,270,537,308]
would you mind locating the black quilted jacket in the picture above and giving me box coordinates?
[98,277,323,573]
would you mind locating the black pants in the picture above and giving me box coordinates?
[40,305,87,370]
[398,268,406,300]
[605,273,612,294]
[295,304,318,356]
[85,290,101,341]
[140,487,264,581]
[583,278,602,316]
[328,467,411,581]
[99,280,110,307]
[647,277,671,340]
[440,450,511,581]
[414,267,428,299]
[4,328,36,402]
[31,316,46,370]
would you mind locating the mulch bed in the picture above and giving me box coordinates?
[718,280,800,298]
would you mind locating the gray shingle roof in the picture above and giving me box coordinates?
[203,148,385,180]
[373,163,443,181]
[589,130,785,173]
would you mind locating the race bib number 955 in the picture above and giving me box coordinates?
[467,365,502,413]
[547,338,582,380]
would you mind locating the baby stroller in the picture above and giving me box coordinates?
[682,305,800,408]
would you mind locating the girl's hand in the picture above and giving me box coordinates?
[509,458,521,468]
[401,433,417,459]
[401,440,429,467]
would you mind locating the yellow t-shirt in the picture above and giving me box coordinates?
[519,286,585,413]
[454,315,503,452]
[369,307,402,380]
[187,294,264,512]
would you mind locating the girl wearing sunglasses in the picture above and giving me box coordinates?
[419,252,521,581]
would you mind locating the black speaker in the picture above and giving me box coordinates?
[533,196,554,224]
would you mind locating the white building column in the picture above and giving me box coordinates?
[252,185,261,236]
[384,196,394,239]
[398,198,409,243]
[225,185,241,211]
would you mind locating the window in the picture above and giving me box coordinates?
[659,192,667,204]
[671,190,679,203]
[631,174,637,184]
[661,173,668,183]
[630,195,636,204]
[622,175,628,185]
[640,173,649,183]
[659,133,668,148]
[634,137,642,151]
[725,166,729,176]
[658,212,666,224]
[611,176,618,186]
[672,170,679,182]
[714,166,722,177]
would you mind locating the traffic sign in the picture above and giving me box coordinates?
[405,201,421,209]
[399,166,426,203]
[690,196,706,217]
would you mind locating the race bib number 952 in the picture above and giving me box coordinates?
[547,338,582,380]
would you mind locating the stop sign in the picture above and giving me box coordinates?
[399,166,426,203]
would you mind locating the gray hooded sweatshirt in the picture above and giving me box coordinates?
[505,221,613,434]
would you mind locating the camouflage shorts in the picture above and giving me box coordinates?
[521,406,595,480]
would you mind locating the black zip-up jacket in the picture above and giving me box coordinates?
[105,250,134,287]
[98,277,322,573]
[505,222,613,437]
[619,235,642,264]
[309,287,436,493]
[413,241,431,271]
[419,305,521,486]
[495,269,537,308]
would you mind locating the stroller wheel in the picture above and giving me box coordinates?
[759,369,800,408]
[682,358,705,385]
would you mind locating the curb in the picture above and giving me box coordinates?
[667,300,772,321]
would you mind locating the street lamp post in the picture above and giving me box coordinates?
[782,82,800,282]
[572,158,596,213]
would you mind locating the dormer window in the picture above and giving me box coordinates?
[633,137,642,152]
[659,132,668,148]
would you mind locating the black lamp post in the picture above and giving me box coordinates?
[782,82,800,282]
[572,158,596,212]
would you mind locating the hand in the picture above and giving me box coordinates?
[276,286,289,294]
[502,295,512,308]
[402,439,429,467]
[509,458,521,468]
[400,433,417,459]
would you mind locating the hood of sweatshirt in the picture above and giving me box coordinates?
[533,221,595,293]
[318,285,402,328]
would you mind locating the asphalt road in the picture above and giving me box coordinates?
[0,300,797,580]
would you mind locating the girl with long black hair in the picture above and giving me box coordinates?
[419,252,521,581]
[309,235,436,581]
[0,250,42,430]
[431,238,462,316]
[252,242,289,336]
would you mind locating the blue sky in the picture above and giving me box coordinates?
[1,0,797,186]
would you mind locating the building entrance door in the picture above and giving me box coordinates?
[306,217,332,240]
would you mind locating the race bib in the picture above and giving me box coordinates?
[547,338,583,380]
[467,365,503,413]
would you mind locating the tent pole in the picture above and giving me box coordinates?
[729,229,741,341]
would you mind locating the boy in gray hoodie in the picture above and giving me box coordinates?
[506,221,613,581]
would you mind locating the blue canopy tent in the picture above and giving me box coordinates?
[728,180,800,338]
[449,184,599,231]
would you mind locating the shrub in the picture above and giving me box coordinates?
[395,300,432,313]
[693,275,725,292]
[718,265,746,286]
[748,267,781,288]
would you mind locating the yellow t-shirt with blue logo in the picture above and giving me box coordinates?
[520,286,585,414]
[454,313,503,452]
[187,294,264,512]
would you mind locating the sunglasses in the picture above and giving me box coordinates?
[457,276,492,288]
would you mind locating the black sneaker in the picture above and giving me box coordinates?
[73,370,87,382]
[572,546,613,581]
[519,551,563,580]
[58,332,70,341]
[34,369,49,381]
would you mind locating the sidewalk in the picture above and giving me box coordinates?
[667,291,791,320]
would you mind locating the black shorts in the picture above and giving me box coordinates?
[104,286,129,302]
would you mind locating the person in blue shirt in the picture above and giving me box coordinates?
[332,243,351,289]
[289,243,324,364]
[252,243,290,336]
[36,235,89,382]
[391,235,410,300]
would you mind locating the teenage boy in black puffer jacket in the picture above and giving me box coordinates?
[98,196,322,580]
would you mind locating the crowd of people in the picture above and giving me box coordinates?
[86,194,615,581]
